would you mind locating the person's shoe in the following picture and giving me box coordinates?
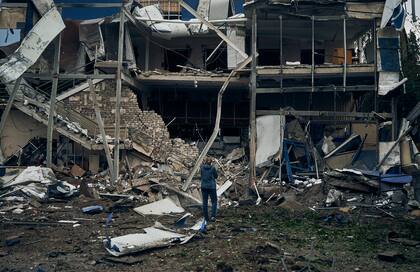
[210,217,216,222]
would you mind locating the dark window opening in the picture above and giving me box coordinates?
[163,48,191,72]
[258,49,281,66]
[204,48,227,71]
[301,49,325,65]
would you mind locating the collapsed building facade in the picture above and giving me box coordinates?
[1,1,420,268]
[0,0,416,189]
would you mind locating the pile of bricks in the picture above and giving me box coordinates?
[66,80,199,169]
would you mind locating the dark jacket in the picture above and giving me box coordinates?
[200,164,218,190]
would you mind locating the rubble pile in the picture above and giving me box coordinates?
[0,166,79,214]
[166,138,200,174]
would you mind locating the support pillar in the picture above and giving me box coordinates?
[145,37,150,72]
[343,16,347,91]
[112,10,125,184]
[88,78,114,178]
[249,8,257,187]
[47,31,62,167]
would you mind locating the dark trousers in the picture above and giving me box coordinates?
[201,188,217,221]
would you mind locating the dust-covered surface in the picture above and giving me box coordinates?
[1,196,420,272]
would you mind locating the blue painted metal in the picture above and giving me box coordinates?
[82,205,104,214]
[390,4,406,31]
[381,174,412,184]
[282,139,312,183]
[378,38,400,72]
[55,0,121,20]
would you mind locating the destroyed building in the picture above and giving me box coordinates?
[0,0,413,178]
[0,0,420,270]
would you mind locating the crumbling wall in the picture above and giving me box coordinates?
[65,81,198,167]
[66,80,142,127]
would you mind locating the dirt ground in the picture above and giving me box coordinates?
[1,195,420,272]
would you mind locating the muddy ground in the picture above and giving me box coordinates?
[1,195,420,272]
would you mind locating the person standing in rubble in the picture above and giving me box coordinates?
[201,157,218,222]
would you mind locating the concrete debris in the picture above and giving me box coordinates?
[0,0,418,269]
[0,167,78,202]
[225,147,245,162]
[325,189,344,207]
[377,251,406,262]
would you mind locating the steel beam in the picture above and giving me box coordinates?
[112,10,125,184]
[249,8,257,187]
[46,31,62,167]
[256,110,392,119]
[178,0,248,59]
[88,79,114,178]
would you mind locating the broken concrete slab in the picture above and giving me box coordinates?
[133,197,185,216]
[389,238,420,246]
[325,189,344,207]
[226,148,245,162]
[377,251,406,262]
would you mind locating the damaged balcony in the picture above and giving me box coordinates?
[248,2,381,94]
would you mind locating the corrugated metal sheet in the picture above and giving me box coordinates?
[0,6,65,83]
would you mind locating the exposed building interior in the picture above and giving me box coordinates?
[0,1,419,270]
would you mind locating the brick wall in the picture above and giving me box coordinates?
[65,81,198,166]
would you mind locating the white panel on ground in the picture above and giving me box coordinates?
[105,227,188,257]
[133,197,185,215]
[256,115,281,166]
